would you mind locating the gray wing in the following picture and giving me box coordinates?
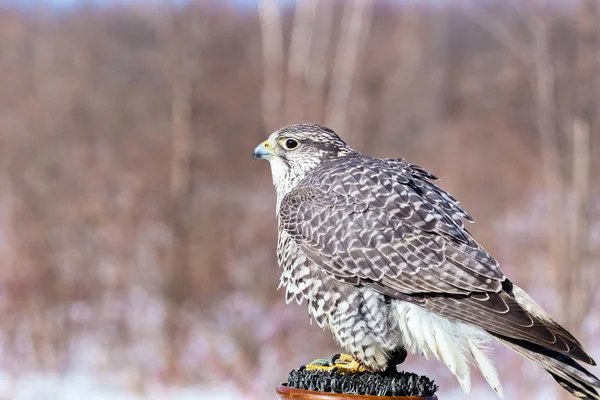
[279,157,594,364]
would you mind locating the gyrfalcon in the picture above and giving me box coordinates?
[252,123,600,399]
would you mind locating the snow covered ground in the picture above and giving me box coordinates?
[0,372,244,400]
[0,370,564,400]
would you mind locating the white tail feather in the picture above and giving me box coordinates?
[436,325,471,392]
[395,301,503,397]
[469,341,503,397]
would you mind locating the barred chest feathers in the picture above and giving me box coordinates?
[276,226,502,396]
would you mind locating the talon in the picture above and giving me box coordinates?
[332,353,369,374]
[332,353,354,364]
[331,353,342,363]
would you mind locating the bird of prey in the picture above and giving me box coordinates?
[252,123,600,399]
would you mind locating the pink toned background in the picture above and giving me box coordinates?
[0,1,598,399]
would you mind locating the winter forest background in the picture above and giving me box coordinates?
[0,0,599,399]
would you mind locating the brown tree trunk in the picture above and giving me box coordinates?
[164,75,194,382]
[569,0,598,334]
[531,0,568,323]
[325,0,374,141]
[259,0,284,131]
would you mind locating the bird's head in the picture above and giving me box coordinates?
[253,123,353,197]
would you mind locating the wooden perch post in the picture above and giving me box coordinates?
[276,385,439,400]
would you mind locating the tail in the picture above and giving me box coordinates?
[497,336,600,399]
[499,284,600,398]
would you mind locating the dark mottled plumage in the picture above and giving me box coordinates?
[253,123,600,399]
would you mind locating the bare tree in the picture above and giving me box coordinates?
[568,0,598,332]
[157,5,210,382]
[283,0,317,122]
[325,0,374,140]
[259,0,284,131]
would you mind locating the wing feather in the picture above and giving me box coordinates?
[278,156,594,365]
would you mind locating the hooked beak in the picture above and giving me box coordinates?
[252,140,276,160]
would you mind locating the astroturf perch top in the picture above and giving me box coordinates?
[253,123,600,399]
[284,366,438,397]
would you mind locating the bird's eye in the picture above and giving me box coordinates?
[283,138,299,150]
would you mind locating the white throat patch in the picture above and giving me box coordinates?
[268,154,321,214]
[269,157,290,193]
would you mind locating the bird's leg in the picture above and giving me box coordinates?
[384,348,408,375]
[330,353,370,374]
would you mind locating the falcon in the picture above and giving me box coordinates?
[252,123,600,398]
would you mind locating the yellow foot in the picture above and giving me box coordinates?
[331,353,369,374]
[304,358,337,372]
[303,353,369,374]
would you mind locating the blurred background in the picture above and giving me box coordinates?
[0,0,598,399]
